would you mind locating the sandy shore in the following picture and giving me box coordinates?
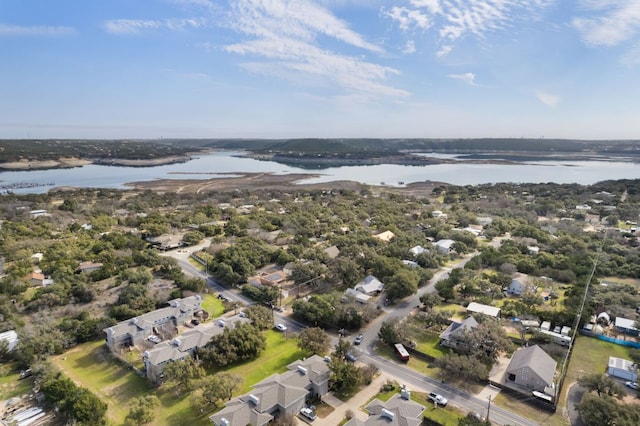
[0,157,91,170]
[0,155,191,171]
[126,172,447,197]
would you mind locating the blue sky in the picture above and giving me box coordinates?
[1,0,639,139]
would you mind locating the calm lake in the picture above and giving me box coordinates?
[1,151,639,194]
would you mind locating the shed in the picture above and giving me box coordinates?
[608,357,638,382]
[466,302,501,318]
[540,321,551,331]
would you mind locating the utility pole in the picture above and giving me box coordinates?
[486,394,492,422]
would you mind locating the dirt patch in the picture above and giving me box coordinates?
[125,172,447,197]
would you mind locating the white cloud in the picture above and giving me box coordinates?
[103,18,206,34]
[0,24,75,36]
[448,72,476,85]
[572,0,640,47]
[224,0,407,98]
[403,40,417,54]
[384,6,432,31]
[436,44,452,57]
[536,91,560,107]
[384,0,553,56]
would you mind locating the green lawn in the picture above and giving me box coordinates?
[50,331,305,425]
[201,294,225,318]
[224,330,306,393]
[0,362,34,400]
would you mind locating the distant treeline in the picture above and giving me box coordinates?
[1,137,639,164]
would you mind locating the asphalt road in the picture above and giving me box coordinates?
[168,237,539,425]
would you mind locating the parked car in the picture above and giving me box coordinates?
[625,381,639,390]
[147,335,162,344]
[346,353,357,362]
[300,407,317,421]
[275,323,287,332]
[354,334,364,345]
[428,392,448,406]
[18,369,32,380]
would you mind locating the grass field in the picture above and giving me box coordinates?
[200,294,225,318]
[224,330,306,393]
[50,330,306,426]
[0,362,34,400]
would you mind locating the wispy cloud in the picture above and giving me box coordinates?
[0,23,75,36]
[403,40,417,54]
[448,72,477,85]
[384,0,554,56]
[103,18,206,34]
[572,0,640,47]
[383,6,432,31]
[536,91,560,107]
[223,0,408,98]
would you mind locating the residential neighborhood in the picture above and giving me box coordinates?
[1,177,640,426]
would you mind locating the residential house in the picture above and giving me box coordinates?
[409,245,427,257]
[26,272,45,287]
[503,345,557,396]
[103,295,202,353]
[466,302,501,319]
[76,261,104,274]
[508,279,526,295]
[209,355,330,426]
[0,330,19,352]
[439,316,479,349]
[355,275,384,295]
[615,317,639,337]
[145,233,184,251]
[342,288,371,304]
[477,216,493,226]
[29,209,48,218]
[144,315,250,384]
[374,230,395,242]
[607,357,638,382]
[434,239,455,255]
[527,246,540,255]
[323,245,340,260]
[344,390,424,426]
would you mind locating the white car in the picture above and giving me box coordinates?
[275,323,287,332]
[625,381,639,390]
[428,392,448,406]
[147,335,162,344]
[300,407,317,421]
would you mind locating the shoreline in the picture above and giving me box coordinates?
[0,155,192,171]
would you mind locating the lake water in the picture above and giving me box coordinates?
[1,150,639,194]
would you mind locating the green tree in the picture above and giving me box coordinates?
[162,357,205,394]
[384,269,419,301]
[329,359,362,395]
[577,373,625,399]
[125,396,159,426]
[244,304,273,330]
[195,373,243,411]
[419,292,442,310]
[297,327,331,355]
[378,318,404,345]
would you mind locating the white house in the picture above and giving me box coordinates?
[434,239,456,255]
[608,357,638,382]
[355,275,384,295]
[508,279,526,295]
[409,245,427,257]
[0,330,19,352]
[466,302,501,318]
